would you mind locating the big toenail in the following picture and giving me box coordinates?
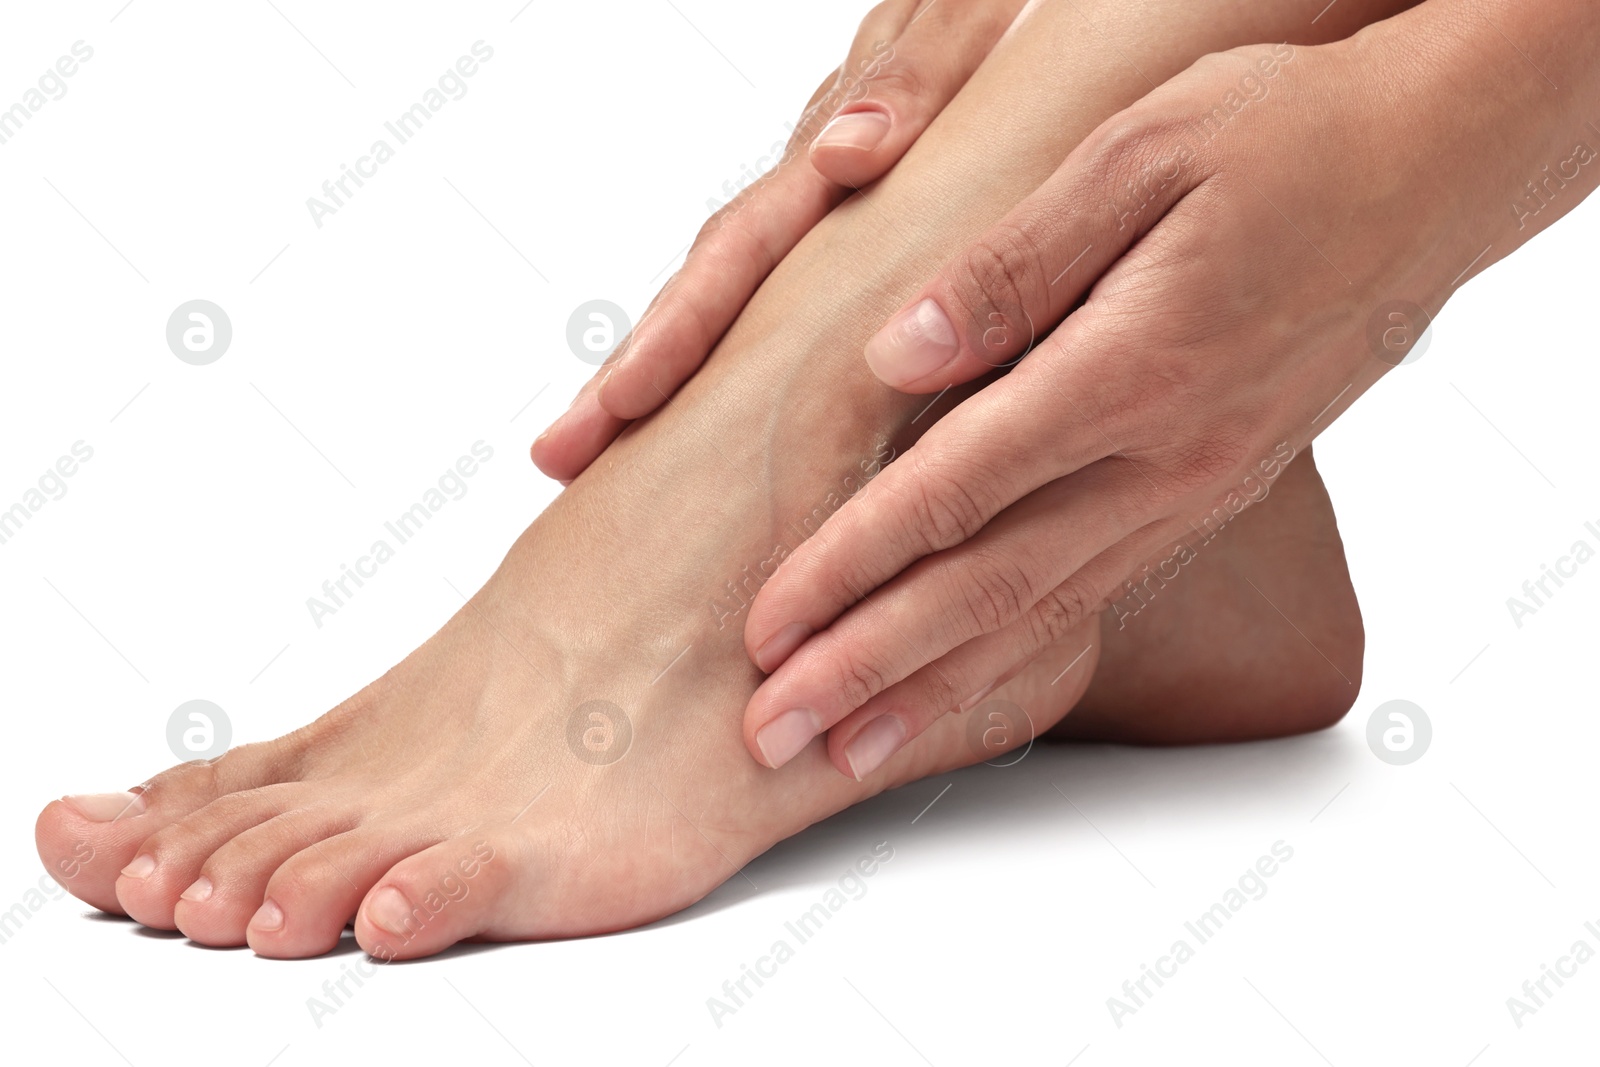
[251,899,284,932]
[755,708,821,769]
[120,854,155,879]
[179,877,213,903]
[366,886,414,938]
[63,791,146,822]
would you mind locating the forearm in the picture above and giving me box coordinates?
[1349,0,1600,291]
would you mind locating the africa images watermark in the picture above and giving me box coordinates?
[305,441,494,628]
[1503,517,1600,629]
[702,39,894,217]
[0,41,94,148]
[1106,840,1295,1028]
[305,41,495,229]
[1510,131,1596,231]
[705,840,895,1029]
[1503,918,1600,1030]
[306,840,496,1028]
[1109,441,1298,629]
[0,441,95,549]
[0,840,96,949]
[709,437,896,631]
[1112,43,1296,231]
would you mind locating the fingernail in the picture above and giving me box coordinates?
[813,110,891,153]
[844,716,908,781]
[251,898,284,932]
[755,707,822,769]
[120,854,155,880]
[866,298,959,388]
[366,886,414,938]
[62,791,145,822]
[959,681,997,713]
[754,622,812,673]
[179,876,213,904]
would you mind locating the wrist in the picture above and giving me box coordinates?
[1341,0,1600,278]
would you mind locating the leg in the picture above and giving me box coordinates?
[36,0,1369,958]
[1058,445,1364,744]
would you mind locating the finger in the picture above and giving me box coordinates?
[529,59,847,478]
[863,110,1214,392]
[530,377,629,483]
[591,0,910,426]
[744,458,1155,769]
[599,0,1021,424]
[745,312,1123,673]
[597,155,845,422]
[809,0,1025,189]
[823,520,1181,779]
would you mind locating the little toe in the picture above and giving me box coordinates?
[355,832,519,961]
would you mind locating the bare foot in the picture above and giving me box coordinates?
[34,0,1367,961]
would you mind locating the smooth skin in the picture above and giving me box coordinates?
[540,0,1600,779]
[39,0,1367,961]
[530,0,1025,482]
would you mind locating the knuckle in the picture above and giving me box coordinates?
[1165,424,1256,493]
[857,57,922,103]
[892,454,991,552]
[1087,111,1215,229]
[957,219,1046,329]
[955,550,1036,635]
[1028,579,1096,648]
[1087,117,1167,184]
[831,652,891,711]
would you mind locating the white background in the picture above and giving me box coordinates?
[1,2,1596,1064]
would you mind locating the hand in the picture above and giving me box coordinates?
[531,0,1025,481]
[739,14,1600,778]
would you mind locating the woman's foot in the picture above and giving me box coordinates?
[34,0,1368,960]
[36,489,1102,959]
[31,446,1358,962]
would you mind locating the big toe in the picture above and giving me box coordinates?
[36,736,309,914]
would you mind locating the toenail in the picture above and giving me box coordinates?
[366,886,415,939]
[754,623,812,673]
[755,707,821,769]
[179,877,213,904]
[62,791,146,822]
[844,715,908,781]
[120,854,155,880]
[251,899,284,932]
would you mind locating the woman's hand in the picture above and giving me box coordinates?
[531,0,1024,481]
[739,5,1600,778]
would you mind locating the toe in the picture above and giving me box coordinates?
[115,783,309,931]
[37,736,309,914]
[35,791,152,914]
[247,821,449,960]
[355,832,519,961]
[171,801,361,947]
